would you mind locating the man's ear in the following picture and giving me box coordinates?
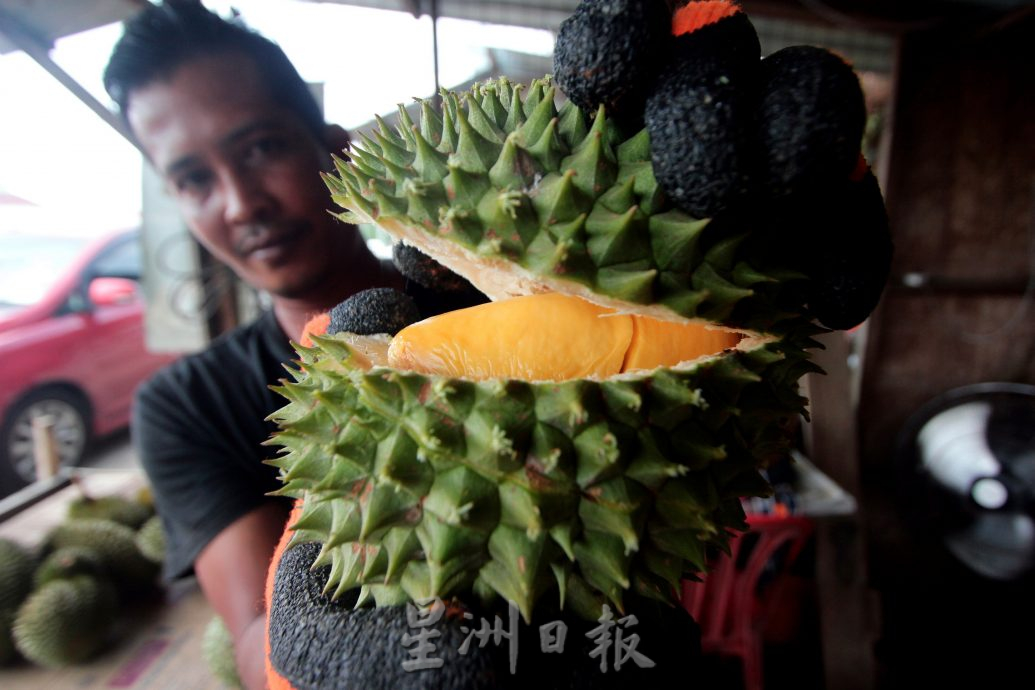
[324,124,351,155]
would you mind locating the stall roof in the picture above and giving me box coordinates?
[3,0,1031,52]
[0,0,1030,143]
[0,0,146,54]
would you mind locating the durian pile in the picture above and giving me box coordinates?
[268,0,890,646]
[0,487,164,669]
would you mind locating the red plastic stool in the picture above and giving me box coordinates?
[681,515,814,690]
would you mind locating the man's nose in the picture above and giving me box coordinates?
[222,169,275,225]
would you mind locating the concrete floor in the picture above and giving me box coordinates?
[80,429,139,471]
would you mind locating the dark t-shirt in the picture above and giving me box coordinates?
[132,309,296,581]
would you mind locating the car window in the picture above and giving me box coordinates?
[91,236,142,281]
[0,235,90,307]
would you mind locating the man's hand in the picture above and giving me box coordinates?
[196,501,291,690]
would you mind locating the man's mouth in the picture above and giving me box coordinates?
[237,225,305,263]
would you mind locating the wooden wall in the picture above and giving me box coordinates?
[856,11,1035,688]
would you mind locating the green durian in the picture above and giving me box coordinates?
[268,77,823,623]
[0,609,16,665]
[12,575,118,668]
[0,537,35,612]
[135,514,166,565]
[45,519,159,591]
[0,538,36,666]
[67,493,154,530]
[33,546,106,589]
[202,615,243,689]
[326,77,813,334]
[268,332,814,621]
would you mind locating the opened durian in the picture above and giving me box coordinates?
[266,0,891,685]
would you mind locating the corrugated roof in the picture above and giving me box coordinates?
[0,0,146,54]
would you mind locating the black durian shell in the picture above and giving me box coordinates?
[327,287,420,336]
[756,45,867,200]
[645,50,759,219]
[392,244,489,318]
[393,242,477,293]
[553,0,672,130]
[759,169,892,330]
[806,170,893,329]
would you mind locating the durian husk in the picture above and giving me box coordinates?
[267,329,817,622]
[325,76,815,335]
[268,76,822,622]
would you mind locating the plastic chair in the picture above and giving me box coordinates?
[681,514,814,690]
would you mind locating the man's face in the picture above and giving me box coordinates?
[127,52,347,299]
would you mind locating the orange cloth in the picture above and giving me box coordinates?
[264,499,304,690]
[299,312,331,347]
[672,1,741,36]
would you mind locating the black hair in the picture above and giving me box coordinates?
[103,0,325,140]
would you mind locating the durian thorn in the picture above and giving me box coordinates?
[454,105,498,172]
[581,104,610,150]
[349,146,387,179]
[347,155,381,184]
[504,86,527,131]
[321,171,348,195]
[438,106,460,155]
[330,152,355,179]
[526,117,566,170]
[375,114,406,148]
[356,132,383,156]
[418,98,444,146]
[410,125,450,182]
[373,130,415,169]
[519,85,559,145]
[396,103,418,145]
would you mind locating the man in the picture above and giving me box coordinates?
[104,2,403,687]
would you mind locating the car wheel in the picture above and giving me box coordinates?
[0,388,91,494]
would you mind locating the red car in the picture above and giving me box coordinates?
[0,229,177,495]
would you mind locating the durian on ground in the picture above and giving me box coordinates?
[267,77,822,623]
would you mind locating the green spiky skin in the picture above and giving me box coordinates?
[12,575,118,668]
[325,77,816,335]
[0,539,36,666]
[45,519,159,592]
[135,514,167,565]
[0,609,17,665]
[202,615,244,689]
[0,538,36,612]
[67,494,154,530]
[33,546,106,590]
[267,331,817,622]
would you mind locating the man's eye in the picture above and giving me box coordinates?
[174,169,214,196]
[244,136,288,162]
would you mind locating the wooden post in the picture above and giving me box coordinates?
[31,414,61,481]
[803,331,879,690]
[857,11,1035,688]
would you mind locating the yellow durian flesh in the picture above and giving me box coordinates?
[387,292,743,381]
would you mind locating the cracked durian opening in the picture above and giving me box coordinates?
[386,292,742,381]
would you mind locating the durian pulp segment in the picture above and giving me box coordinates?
[385,292,747,381]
